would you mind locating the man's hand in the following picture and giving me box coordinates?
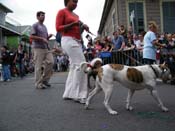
[42,38,49,44]
[48,34,53,39]
[161,44,167,48]
[52,48,62,54]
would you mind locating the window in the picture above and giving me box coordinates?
[162,2,175,33]
[128,2,144,34]
[112,9,116,32]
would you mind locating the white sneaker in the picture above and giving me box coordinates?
[79,98,86,104]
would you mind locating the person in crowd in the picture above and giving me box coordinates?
[135,31,145,51]
[158,33,168,45]
[23,52,30,74]
[0,45,11,81]
[30,11,54,89]
[55,0,90,103]
[157,33,169,64]
[143,21,166,64]
[94,38,103,56]
[132,33,139,45]
[56,54,62,72]
[172,33,175,42]
[112,30,125,51]
[166,34,175,49]
[8,49,17,77]
[125,32,135,49]
[128,25,133,35]
[135,31,146,63]
[59,54,69,72]
[124,33,137,65]
[13,44,25,78]
[102,42,112,52]
[85,42,95,62]
[119,25,127,42]
[102,36,113,52]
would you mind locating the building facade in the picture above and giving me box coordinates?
[98,0,175,36]
[0,3,33,56]
[0,3,21,46]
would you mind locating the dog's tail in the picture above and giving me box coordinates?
[78,62,91,73]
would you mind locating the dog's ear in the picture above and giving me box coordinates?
[162,61,167,66]
[159,62,168,69]
[159,62,167,69]
[90,58,102,67]
[94,61,102,68]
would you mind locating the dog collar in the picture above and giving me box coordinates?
[149,65,159,78]
[87,64,93,68]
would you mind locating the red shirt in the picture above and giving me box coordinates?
[56,8,81,40]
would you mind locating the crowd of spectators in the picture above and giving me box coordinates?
[84,25,175,65]
[0,44,34,82]
[83,24,175,84]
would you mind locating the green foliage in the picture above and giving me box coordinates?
[7,36,19,50]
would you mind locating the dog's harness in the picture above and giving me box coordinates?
[149,65,159,78]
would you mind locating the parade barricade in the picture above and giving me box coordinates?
[99,49,143,66]
[98,48,175,66]
[111,48,143,66]
[99,51,112,64]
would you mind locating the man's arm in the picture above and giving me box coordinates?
[30,23,49,44]
[152,39,166,48]
[30,35,48,44]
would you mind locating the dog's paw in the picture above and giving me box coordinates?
[126,106,134,111]
[162,107,169,112]
[109,110,118,115]
[84,104,89,110]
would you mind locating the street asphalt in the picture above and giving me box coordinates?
[0,72,175,131]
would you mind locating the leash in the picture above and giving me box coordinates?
[87,30,96,37]
[119,49,143,65]
[149,65,159,78]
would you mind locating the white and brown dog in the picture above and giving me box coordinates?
[80,58,171,115]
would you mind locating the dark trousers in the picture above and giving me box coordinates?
[143,58,156,65]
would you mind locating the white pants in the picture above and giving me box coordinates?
[61,36,88,99]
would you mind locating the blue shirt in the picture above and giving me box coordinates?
[112,35,124,50]
[143,31,157,60]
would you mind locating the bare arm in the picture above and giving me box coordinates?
[119,41,126,51]
[30,35,48,44]
[63,21,79,31]
[152,39,166,48]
